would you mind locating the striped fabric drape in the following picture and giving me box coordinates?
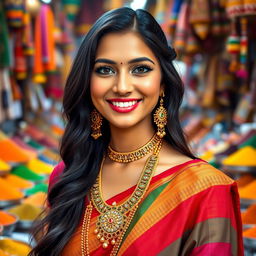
[49,159,244,255]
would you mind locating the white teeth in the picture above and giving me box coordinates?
[111,100,139,108]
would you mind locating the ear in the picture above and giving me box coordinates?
[160,84,165,97]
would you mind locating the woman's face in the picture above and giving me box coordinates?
[90,31,163,130]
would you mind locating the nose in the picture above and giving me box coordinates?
[112,69,133,96]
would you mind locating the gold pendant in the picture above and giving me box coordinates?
[89,140,163,253]
[94,208,127,248]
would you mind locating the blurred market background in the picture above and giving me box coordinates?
[0,0,256,255]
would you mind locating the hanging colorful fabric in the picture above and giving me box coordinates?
[57,12,75,87]
[189,0,210,40]
[220,0,230,35]
[61,53,72,85]
[4,0,25,28]
[154,0,166,24]
[249,62,256,109]
[45,72,63,100]
[75,0,104,36]
[185,28,200,55]
[211,0,222,36]
[169,0,184,35]
[14,30,27,80]
[202,55,219,107]
[33,4,56,83]
[57,10,74,49]
[236,17,248,79]
[0,71,7,122]
[34,7,45,83]
[211,0,229,36]
[0,69,16,120]
[0,1,11,68]
[173,1,189,54]
[226,20,240,72]
[216,53,233,106]
[41,4,56,72]
[22,10,34,56]
[9,71,22,100]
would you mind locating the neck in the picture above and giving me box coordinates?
[109,121,155,152]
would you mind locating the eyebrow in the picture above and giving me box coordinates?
[94,57,155,65]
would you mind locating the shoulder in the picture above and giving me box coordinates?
[168,159,236,198]
[48,161,65,190]
[163,160,239,210]
[184,159,234,186]
[181,161,241,217]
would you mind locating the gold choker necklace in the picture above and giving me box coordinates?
[107,133,161,163]
[81,139,163,256]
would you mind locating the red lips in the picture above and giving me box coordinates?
[107,98,141,102]
[107,98,142,113]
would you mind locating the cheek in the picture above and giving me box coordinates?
[90,76,109,101]
[137,74,162,97]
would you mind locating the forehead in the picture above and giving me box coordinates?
[95,31,158,62]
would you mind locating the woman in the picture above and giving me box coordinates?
[30,7,243,256]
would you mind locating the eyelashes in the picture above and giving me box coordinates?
[95,66,115,75]
[132,65,153,74]
[94,64,153,76]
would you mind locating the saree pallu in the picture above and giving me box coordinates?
[50,159,243,255]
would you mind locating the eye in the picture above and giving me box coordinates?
[132,65,153,74]
[95,66,115,75]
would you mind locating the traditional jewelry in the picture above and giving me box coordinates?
[81,201,93,255]
[81,139,163,256]
[90,109,103,139]
[107,133,161,163]
[154,94,167,138]
[81,200,138,256]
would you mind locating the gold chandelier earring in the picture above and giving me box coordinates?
[90,109,103,139]
[154,92,168,138]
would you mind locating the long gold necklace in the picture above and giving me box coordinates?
[107,133,161,163]
[81,137,163,256]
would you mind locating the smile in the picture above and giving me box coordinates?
[107,98,142,113]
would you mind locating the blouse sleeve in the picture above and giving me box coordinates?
[47,161,65,207]
[184,182,244,256]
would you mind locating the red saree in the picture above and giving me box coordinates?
[49,159,244,255]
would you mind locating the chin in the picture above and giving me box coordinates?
[107,115,152,130]
[109,121,138,130]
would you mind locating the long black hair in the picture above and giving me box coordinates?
[29,7,196,255]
